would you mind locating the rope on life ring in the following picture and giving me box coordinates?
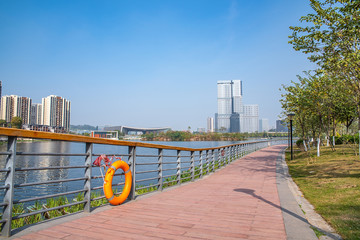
[103,160,132,205]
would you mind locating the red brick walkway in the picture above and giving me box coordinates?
[15,145,287,240]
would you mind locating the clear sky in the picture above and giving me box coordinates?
[0,0,316,130]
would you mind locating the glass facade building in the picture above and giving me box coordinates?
[215,80,242,132]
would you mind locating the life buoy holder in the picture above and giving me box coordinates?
[103,160,132,205]
[221,149,225,156]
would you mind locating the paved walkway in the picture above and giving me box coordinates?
[12,145,316,240]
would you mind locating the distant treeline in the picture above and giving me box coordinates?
[142,131,287,141]
[70,124,98,131]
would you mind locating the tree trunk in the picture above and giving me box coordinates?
[303,139,308,151]
[358,104,360,160]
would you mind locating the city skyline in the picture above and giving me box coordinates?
[0,1,316,130]
[0,92,71,131]
[215,80,259,133]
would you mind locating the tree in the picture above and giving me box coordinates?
[11,117,23,129]
[0,119,7,127]
[289,0,360,132]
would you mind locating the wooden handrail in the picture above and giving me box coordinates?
[0,127,260,151]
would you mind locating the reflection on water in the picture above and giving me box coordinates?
[0,140,244,206]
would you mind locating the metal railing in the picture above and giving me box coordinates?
[0,127,286,237]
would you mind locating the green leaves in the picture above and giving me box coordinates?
[285,0,360,137]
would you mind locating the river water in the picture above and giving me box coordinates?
[0,140,250,205]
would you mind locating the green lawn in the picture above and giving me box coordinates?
[286,144,360,240]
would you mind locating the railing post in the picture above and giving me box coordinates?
[211,149,215,172]
[2,136,16,237]
[230,146,233,162]
[199,150,203,178]
[205,150,209,175]
[222,148,225,166]
[226,147,229,164]
[219,148,222,167]
[158,149,163,191]
[128,146,136,200]
[190,151,194,181]
[177,150,181,185]
[84,143,93,212]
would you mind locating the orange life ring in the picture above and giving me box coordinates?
[103,160,132,205]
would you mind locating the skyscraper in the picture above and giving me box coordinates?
[240,104,259,133]
[207,117,214,132]
[0,81,2,107]
[259,118,269,132]
[0,95,32,124]
[30,103,42,125]
[215,80,242,132]
[41,95,71,131]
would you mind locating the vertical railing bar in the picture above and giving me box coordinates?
[190,151,194,181]
[84,142,93,212]
[199,150,203,178]
[211,149,215,172]
[177,150,181,185]
[158,149,163,191]
[206,150,209,175]
[225,147,228,165]
[2,136,16,237]
[128,146,136,200]
[218,148,221,168]
[222,148,225,167]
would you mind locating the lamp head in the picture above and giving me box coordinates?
[287,113,295,120]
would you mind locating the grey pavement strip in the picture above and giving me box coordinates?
[277,147,342,240]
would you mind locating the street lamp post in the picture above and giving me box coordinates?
[288,113,295,160]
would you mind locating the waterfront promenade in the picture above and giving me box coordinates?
[11,145,316,240]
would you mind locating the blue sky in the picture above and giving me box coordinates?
[0,0,315,130]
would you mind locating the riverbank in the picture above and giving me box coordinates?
[141,131,287,142]
[286,144,360,239]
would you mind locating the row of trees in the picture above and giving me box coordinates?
[142,131,287,142]
[0,117,23,129]
[281,0,360,145]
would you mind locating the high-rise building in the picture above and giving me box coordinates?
[259,118,269,132]
[240,104,259,133]
[41,95,71,130]
[0,81,2,106]
[0,96,13,122]
[30,103,42,125]
[216,80,242,132]
[276,119,287,132]
[0,95,32,124]
[207,117,214,132]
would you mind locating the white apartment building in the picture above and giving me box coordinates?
[30,103,42,125]
[240,104,259,133]
[259,118,269,132]
[0,95,32,124]
[207,117,214,132]
[41,95,71,130]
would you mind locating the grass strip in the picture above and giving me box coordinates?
[286,144,360,240]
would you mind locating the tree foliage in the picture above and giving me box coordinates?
[142,131,286,142]
[0,120,7,127]
[11,117,23,129]
[288,0,360,131]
